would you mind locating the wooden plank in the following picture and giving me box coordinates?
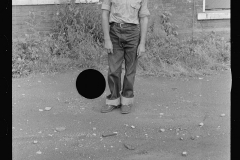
[12,5,56,17]
[178,27,230,34]
[12,0,99,5]
[203,0,205,12]
[197,11,230,20]
[13,19,54,29]
[12,16,44,25]
[197,18,230,27]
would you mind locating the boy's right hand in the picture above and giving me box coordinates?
[104,39,113,54]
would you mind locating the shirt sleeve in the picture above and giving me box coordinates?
[101,0,111,11]
[139,0,150,17]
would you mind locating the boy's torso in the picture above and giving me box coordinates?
[110,0,143,24]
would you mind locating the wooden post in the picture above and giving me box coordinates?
[203,0,205,12]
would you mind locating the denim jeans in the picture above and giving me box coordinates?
[106,23,140,106]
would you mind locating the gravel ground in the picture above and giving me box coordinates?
[12,69,231,160]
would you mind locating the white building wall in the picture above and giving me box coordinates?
[12,0,99,5]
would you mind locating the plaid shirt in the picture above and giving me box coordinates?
[101,0,150,24]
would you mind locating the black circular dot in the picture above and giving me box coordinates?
[76,69,106,99]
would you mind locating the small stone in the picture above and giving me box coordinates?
[199,77,203,79]
[159,128,165,132]
[36,150,42,154]
[44,107,52,111]
[39,109,44,112]
[123,143,135,150]
[220,114,226,117]
[55,127,66,132]
[102,132,118,137]
[33,140,38,144]
[196,135,200,138]
[131,125,136,129]
[199,122,204,127]
[179,137,184,140]
[182,151,188,156]
[17,85,21,87]
[190,136,195,140]
[159,113,164,116]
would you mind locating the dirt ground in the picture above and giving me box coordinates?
[12,69,231,160]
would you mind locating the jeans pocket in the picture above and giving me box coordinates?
[129,25,140,33]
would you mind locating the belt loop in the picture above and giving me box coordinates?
[120,23,123,28]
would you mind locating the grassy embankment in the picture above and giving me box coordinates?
[12,1,230,78]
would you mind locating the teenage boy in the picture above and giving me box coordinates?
[101,0,150,114]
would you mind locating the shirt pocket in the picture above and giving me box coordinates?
[130,2,141,10]
[130,2,141,18]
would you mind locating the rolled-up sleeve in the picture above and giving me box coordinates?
[139,0,150,17]
[101,0,111,11]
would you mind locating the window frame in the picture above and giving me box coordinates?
[197,0,230,20]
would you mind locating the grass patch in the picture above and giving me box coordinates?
[137,28,230,77]
[12,1,230,78]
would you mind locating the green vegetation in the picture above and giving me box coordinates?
[12,0,230,78]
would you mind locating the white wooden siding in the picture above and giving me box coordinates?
[198,0,230,20]
[198,10,230,20]
[12,0,99,5]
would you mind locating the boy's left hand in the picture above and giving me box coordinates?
[137,43,146,58]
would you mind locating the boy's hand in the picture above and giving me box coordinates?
[137,43,146,58]
[104,39,113,54]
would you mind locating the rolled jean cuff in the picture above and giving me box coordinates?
[121,95,134,105]
[106,97,121,106]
